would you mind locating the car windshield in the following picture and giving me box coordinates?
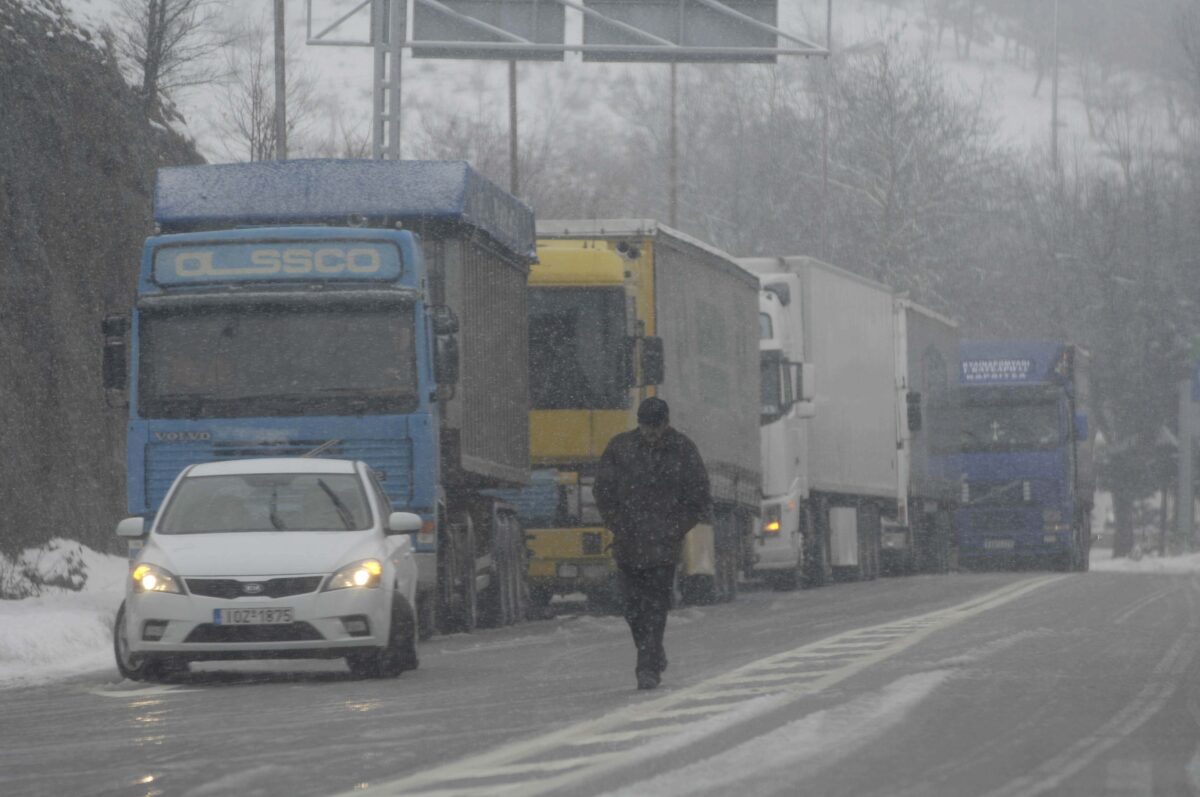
[157,473,372,533]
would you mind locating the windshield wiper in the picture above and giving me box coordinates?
[268,487,287,530]
[317,478,356,530]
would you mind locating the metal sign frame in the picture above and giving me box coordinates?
[305,0,830,165]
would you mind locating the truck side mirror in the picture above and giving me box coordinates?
[102,313,129,406]
[798,362,816,403]
[430,305,459,335]
[103,340,127,391]
[641,336,665,386]
[907,391,923,432]
[1074,413,1088,440]
[435,334,459,386]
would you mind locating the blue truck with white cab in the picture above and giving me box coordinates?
[102,159,536,635]
[936,340,1095,570]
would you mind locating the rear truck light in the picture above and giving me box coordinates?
[960,481,970,503]
[417,519,435,547]
[1043,534,1059,544]
[762,504,782,536]
[1023,481,1032,502]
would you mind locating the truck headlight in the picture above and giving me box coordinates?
[324,559,383,591]
[131,563,182,594]
[762,504,782,535]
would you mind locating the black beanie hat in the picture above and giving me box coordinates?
[637,397,670,426]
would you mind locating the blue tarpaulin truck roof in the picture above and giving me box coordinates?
[154,159,536,264]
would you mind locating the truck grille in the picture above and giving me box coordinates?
[145,438,412,511]
[185,576,324,599]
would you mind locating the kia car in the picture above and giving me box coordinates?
[113,457,421,681]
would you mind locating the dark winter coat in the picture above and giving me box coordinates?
[593,426,713,568]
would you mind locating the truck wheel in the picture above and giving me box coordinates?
[770,555,803,591]
[442,518,478,634]
[114,601,172,682]
[803,506,831,588]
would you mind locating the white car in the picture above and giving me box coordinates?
[114,457,422,681]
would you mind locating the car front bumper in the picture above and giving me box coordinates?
[124,582,390,660]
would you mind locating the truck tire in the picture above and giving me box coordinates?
[416,591,436,641]
[803,505,831,588]
[479,504,520,628]
[442,516,478,634]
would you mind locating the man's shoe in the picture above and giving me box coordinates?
[636,670,660,690]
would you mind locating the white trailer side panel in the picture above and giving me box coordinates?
[795,258,898,500]
[654,232,762,512]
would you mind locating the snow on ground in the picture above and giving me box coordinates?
[0,540,127,688]
[2,542,1196,690]
[604,670,955,797]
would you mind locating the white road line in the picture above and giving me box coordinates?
[981,586,1200,797]
[568,723,698,746]
[346,575,1062,797]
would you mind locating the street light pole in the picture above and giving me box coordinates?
[1050,0,1060,173]
[274,0,287,160]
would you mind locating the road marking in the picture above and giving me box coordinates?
[980,580,1200,797]
[346,575,1062,797]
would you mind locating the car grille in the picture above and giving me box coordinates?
[184,622,323,643]
[185,576,324,599]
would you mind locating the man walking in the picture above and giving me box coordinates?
[594,397,712,690]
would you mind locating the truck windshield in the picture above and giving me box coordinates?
[139,301,417,419]
[528,287,627,410]
[158,473,371,533]
[936,396,1063,453]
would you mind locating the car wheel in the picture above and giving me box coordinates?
[348,598,419,679]
[113,601,169,682]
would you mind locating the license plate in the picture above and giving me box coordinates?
[557,564,579,578]
[984,539,1015,550]
[213,607,294,625]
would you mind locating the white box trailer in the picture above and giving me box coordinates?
[739,256,899,583]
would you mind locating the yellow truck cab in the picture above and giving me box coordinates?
[509,221,761,610]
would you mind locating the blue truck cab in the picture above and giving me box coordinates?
[102,159,536,634]
[935,340,1095,570]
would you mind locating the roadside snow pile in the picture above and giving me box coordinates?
[0,540,126,688]
[1090,548,1200,574]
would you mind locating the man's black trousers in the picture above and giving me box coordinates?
[617,563,675,676]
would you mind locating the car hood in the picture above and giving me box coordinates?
[142,530,381,577]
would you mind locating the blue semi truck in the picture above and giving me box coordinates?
[101,159,536,635]
[936,340,1095,571]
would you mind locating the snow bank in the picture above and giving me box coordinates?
[1090,547,1200,574]
[0,540,127,688]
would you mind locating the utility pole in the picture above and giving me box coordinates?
[820,0,833,261]
[669,62,678,228]
[509,60,519,195]
[274,0,287,160]
[1050,0,1060,173]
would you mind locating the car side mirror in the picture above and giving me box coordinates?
[116,517,147,538]
[387,511,423,535]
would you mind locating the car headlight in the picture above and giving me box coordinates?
[324,559,383,591]
[131,563,182,594]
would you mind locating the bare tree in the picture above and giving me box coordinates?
[214,15,319,162]
[110,0,230,118]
